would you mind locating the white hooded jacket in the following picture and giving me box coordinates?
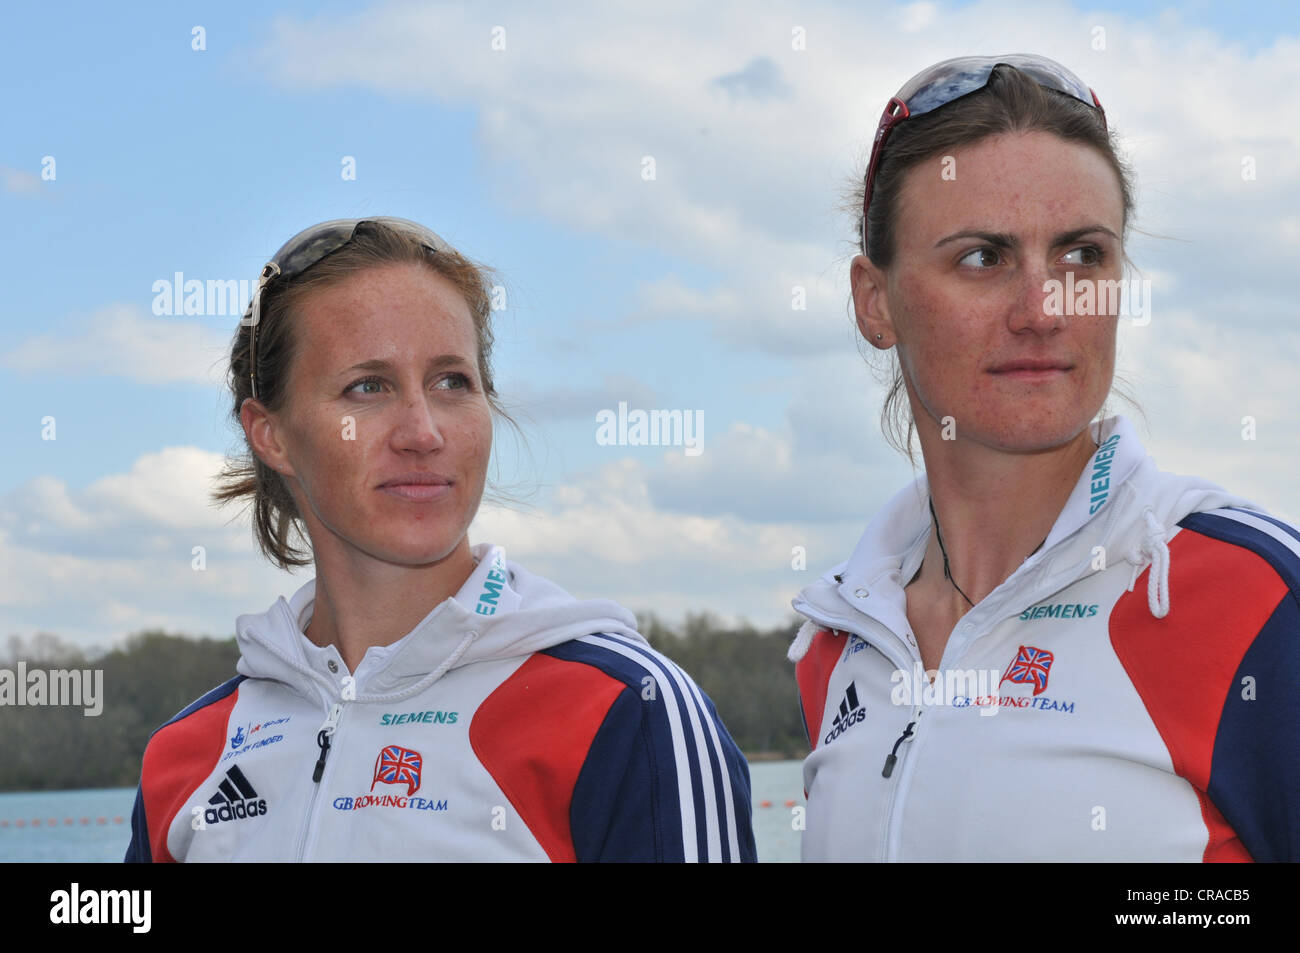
[788,415,1300,862]
[127,544,755,862]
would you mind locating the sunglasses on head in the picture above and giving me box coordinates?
[242,217,454,401]
[860,54,1106,253]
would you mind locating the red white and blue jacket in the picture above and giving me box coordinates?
[789,415,1299,862]
[126,545,755,862]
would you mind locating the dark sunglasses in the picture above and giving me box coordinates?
[242,217,454,401]
[860,54,1106,253]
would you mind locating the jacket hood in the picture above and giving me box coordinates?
[235,543,645,704]
[789,414,1267,662]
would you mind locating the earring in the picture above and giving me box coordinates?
[876,333,883,340]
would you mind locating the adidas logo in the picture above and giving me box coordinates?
[824,681,866,745]
[203,765,268,825]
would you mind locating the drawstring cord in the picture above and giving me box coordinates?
[246,622,482,705]
[787,619,818,664]
[1125,507,1170,618]
[356,628,481,703]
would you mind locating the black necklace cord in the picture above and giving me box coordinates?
[926,495,1049,611]
[928,495,976,607]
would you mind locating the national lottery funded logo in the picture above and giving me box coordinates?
[223,715,290,762]
[331,745,449,814]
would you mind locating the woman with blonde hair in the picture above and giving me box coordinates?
[126,217,755,862]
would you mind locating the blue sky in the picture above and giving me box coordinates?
[2,0,1298,647]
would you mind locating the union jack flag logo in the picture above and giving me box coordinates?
[371,745,423,796]
[1000,645,1055,696]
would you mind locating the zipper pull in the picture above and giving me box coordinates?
[882,719,917,778]
[312,703,343,783]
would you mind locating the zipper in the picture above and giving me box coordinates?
[876,706,924,861]
[794,597,929,861]
[295,701,343,861]
[312,703,342,781]
[797,561,1077,860]
[882,716,917,778]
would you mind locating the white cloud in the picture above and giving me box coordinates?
[507,373,661,421]
[251,0,1299,368]
[1117,309,1300,522]
[83,447,237,530]
[470,456,856,626]
[0,447,294,649]
[1,304,230,386]
[629,268,855,357]
[7,1,1299,645]
[898,2,940,33]
[3,447,235,539]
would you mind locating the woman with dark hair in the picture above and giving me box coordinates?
[789,56,1298,862]
[126,218,755,862]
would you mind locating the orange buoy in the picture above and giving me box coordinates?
[759,799,772,808]
[784,799,797,807]
[113,816,125,824]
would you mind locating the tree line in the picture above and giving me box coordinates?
[0,614,810,792]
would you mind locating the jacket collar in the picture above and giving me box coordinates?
[239,543,525,701]
[237,542,644,703]
[790,415,1261,661]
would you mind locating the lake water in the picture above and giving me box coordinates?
[0,759,805,862]
[0,787,136,862]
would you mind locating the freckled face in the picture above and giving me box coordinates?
[269,262,492,567]
[883,130,1125,451]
